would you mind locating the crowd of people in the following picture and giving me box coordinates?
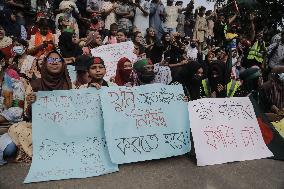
[0,0,283,165]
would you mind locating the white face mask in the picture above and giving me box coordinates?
[12,46,25,55]
[278,73,284,81]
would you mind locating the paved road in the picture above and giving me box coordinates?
[0,156,283,189]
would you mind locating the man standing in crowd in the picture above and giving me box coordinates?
[149,0,166,40]
[133,0,150,37]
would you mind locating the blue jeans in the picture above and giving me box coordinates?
[3,142,17,159]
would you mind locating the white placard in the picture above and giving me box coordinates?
[188,97,273,166]
[91,42,137,81]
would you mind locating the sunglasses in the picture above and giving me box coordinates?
[47,57,62,64]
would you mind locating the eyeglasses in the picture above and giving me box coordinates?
[47,57,62,64]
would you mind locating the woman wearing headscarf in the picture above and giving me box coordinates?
[8,51,73,160]
[73,55,92,89]
[202,60,230,98]
[115,57,134,86]
[175,61,204,100]
[58,31,82,63]
[82,31,102,56]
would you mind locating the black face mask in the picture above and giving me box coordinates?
[190,74,202,86]
[139,71,155,84]
[190,43,196,48]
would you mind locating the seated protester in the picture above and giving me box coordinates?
[153,62,172,85]
[27,51,72,93]
[202,60,240,98]
[174,61,204,100]
[145,27,163,63]
[103,23,118,44]
[0,50,5,72]
[83,31,102,55]
[0,25,13,61]
[0,68,25,123]
[28,18,55,58]
[133,58,155,86]
[116,29,128,43]
[73,55,92,89]
[58,31,83,64]
[260,66,284,122]
[8,50,72,159]
[115,57,134,86]
[234,67,262,99]
[9,38,36,81]
[0,133,17,166]
[133,42,146,59]
[186,40,198,61]
[87,57,116,89]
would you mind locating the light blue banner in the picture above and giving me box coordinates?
[24,88,118,183]
[100,84,191,164]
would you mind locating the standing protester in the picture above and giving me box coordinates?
[133,0,150,37]
[183,1,195,39]
[164,0,178,34]
[193,6,208,53]
[101,0,118,31]
[149,0,165,40]
[115,0,135,34]
[267,31,284,69]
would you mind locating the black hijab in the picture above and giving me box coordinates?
[177,61,203,100]
[58,32,82,58]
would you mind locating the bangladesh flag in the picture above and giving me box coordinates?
[250,97,284,160]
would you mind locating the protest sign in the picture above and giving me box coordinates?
[188,97,273,166]
[91,42,137,81]
[100,84,190,164]
[24,89,118,183]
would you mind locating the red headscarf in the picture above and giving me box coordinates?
[115,57,133,86]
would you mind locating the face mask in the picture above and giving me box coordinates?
[278,73,284,81]
[190,43,196,48]
[121,69,133,82]
[191,74,202,86]
[12,46,25,55]
[139,71,155,84]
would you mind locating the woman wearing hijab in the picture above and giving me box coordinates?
[115,57,134,86]
[58,31,83,63]
[8,51,73,160]
[82,31,102,56]
[203,60,229,98]
[175,61,204,100]
[73,55,92,89]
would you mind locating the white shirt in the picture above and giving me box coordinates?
[268,42,284,68]
[164,6,179,28]
[134,0,150,36]
[186,45,198,61]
